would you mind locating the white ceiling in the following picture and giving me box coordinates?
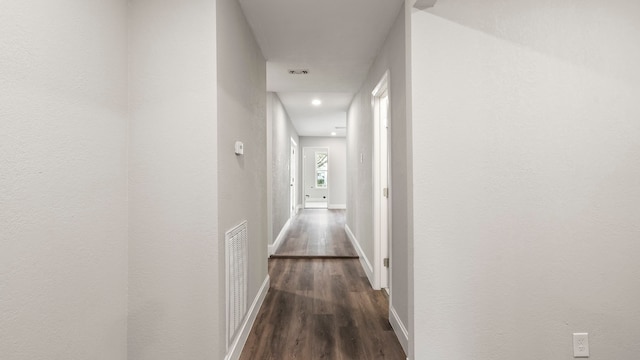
[239,0,404,137]
[277,92,352,137]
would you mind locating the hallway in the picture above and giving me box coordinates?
[4,1,640,359]
[243,209,404,358]
[273,210,358,258]
[240,258,405,359]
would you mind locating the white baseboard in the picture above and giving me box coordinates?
[268,218,291,255]
[344,224,374,287]
[328,204,346,210]
[225,275,270,360]
[390,305,409,355]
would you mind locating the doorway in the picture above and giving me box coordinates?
[373,71,390,291]
[303,147,329,209]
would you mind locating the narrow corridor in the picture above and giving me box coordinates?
[241,210,405,359]
[273,210,357,258]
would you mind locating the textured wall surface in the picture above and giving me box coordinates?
[347,91,374,263]
[216,0,268,354]
[380,10,411,333]
[269,93,299,242]
[346,7,410,333]
[411,0,640,359]
[128,0,221,359]
[2,1,267,359]
[0,1,129,359]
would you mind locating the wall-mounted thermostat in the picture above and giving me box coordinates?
[234,141,244,155]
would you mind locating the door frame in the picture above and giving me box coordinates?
[372,70,391,291]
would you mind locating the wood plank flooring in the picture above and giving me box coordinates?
[273,209,358,258]
[239,258,406,360]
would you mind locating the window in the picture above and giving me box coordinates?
[315,151,328,188]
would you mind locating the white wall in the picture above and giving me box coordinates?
[410,0,640,359]
[346,6,411,343]
[0,1,128,359]
[128,0,221,359]
[300,137,347,208]
[347,92,374,263]
[2,1,266,359]
[216,0,268,356]
[269,92,299,243]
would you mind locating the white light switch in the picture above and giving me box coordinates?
[573,333,589,358]
[360,153,364,163]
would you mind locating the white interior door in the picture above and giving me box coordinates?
[380,92,389,290]
[373,71,390,291]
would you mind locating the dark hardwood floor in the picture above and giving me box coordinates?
[273,209,358,258]
[240,258,406,360]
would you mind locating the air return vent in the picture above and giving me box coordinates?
[225,220,248,349]
[414,0,437,10]
[288,69,309,75]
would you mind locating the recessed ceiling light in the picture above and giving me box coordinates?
[312,99,322,106]
[331,132,337,136]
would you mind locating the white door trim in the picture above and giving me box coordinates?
[372,70,391,291]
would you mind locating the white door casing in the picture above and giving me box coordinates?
[372,70,391,291]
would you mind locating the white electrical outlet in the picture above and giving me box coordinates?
[573,333,589,358]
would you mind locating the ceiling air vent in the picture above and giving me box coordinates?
[288,69,309,75]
